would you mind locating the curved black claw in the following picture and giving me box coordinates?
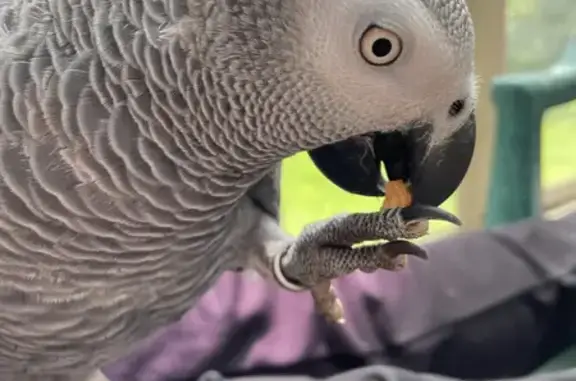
[400,204,462,226]
[308,113,476,207]
[384,240,428,260]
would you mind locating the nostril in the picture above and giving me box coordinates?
[448,99,466,117]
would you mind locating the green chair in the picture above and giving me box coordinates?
[486,40,576,374]
[486,39,576,227]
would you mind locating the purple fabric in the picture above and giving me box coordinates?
[104,214,576,381]
[104,270,409,381]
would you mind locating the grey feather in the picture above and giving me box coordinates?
[247,165,281,221]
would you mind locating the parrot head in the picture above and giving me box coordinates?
[172,0,476,207]
[301,0,477,206]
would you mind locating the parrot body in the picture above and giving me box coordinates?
[0,0,476,379]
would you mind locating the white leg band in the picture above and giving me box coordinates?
[272,248,307,292]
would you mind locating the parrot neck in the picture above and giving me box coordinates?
[171,63,352,178]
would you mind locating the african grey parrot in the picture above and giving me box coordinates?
[0,0,476,379]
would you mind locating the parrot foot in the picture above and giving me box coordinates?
[272,204,461,323]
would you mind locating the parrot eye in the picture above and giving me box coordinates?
[359,26,403,66]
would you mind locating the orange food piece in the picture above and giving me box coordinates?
[381,180,412,270]
[382,180,412,209]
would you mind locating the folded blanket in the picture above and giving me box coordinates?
[199,366,576,381]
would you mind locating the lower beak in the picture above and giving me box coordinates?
[307,113,476,207]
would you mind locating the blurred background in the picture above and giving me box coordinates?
[279,0,576,240]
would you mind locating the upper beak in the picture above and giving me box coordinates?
[307,114,476,207]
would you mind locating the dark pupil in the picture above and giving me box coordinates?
[372,38,392,57]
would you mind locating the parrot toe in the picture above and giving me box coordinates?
[382,240,429,260]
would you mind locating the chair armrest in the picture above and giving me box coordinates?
[485,39,576,227]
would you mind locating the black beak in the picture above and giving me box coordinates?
[307,114,476,207]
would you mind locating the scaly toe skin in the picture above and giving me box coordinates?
[371,252,403,271]
[392,254,407,271]
[312,281,345,324]
[331,297,345,324]
[405,220,430,239]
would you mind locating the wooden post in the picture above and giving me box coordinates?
[457,0,507,230]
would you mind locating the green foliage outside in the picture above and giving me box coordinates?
[279,0,576,237]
